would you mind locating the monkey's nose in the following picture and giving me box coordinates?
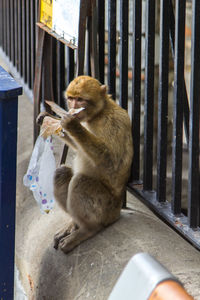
[71,100,79,109]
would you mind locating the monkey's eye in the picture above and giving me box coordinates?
[77,97,84,103]
[67,97,73,101]
[67,97,85,102]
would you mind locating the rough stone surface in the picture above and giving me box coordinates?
[13,92,200,300]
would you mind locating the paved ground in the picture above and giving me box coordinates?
[1,59,200,299]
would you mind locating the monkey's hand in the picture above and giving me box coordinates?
[61,114,80,132]
[61,107,85,131]
[40,116,62,138]
[36,112,49,125]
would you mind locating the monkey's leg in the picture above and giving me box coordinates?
[53,166,79,249]
[54,165,73,210]
[57,174,121,253]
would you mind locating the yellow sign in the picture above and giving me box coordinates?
[39,0,80,47]
[40,0,53,28]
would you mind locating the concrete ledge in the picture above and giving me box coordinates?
[15,94,200,300]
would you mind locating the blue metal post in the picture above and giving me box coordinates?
[0,66,22,299]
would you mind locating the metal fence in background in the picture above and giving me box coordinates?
[0,0,37,90]
[0,0,200,249]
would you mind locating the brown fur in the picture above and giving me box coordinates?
[37,75,133,253]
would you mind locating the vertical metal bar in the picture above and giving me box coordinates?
[22,0,27,82]
[3,0,6,53]
[8,0,11,59]
[14,0,19,69]
[18,0,22,76]
[130,0,142,181]
[188,0,200,228]
[35,0,39,51]
[0,1,3,48]
[169,0,189,147]
[86,17,92,76]
[36,0,39,22]
[171,0,186,215]
[43,35,54,102]
[66,47,75,86]
[26,0,31,88]
[3,0,6,52]
[60,46,74,165]
[119,0,129,208]
[119,0,129,110]
[4,0,8,55]
[90,1,99,80]
[143,0,155,191]
[97,0,105,84]
[56,41,65,108]
[51,38,57,104]
[30,0,36,89]
[10,0,15,64]
[6,0,11,58]
[107,0,116,99]
[77,0,88,76]
[33,27,45,141]
[156,0,169,202]
[0,66,22,300]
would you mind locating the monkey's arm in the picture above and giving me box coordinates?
[37,112,77,150]
[62,117,112,167]
[36,111,60,125]
[59,131,78,151]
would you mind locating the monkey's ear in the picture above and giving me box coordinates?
[100,85,107,96]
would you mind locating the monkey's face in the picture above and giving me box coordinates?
[66,76,107,122]
[67,96,88,121]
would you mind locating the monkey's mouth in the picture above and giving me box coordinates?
[68,107,85,115]
[69,107,86,121]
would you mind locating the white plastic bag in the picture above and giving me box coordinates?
[23,136,56,213]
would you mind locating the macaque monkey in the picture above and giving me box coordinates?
[37,76,133,253]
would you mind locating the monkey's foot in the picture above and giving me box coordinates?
[58,228,97,254]
[54,223,78,250]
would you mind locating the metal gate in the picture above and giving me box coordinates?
[0,0,199,249]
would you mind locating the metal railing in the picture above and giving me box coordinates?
[0,0,199,250]
[0,0,38,91]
